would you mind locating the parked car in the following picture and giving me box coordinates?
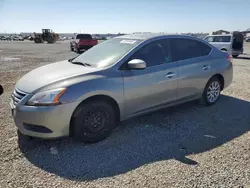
[11,36,24,41]
[70,34,98,53]
[0,36,5,40]
[11,34,233,143]
[204,32,244,58]
[19,36,24,41]
[11,36,18,41]
[3,36,11,41]
[59,36,68,41]
[246,37,250,42]
[28,36,34,41]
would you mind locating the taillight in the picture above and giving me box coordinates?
[227,54,233,64]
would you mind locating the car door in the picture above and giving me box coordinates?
[121,39,178,117]
[71,36,77,47]
[171,38,213,100]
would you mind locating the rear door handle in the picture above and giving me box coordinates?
[202,65,211,70]
[165,72,175,78]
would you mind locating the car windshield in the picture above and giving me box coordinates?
[71,38,142,68]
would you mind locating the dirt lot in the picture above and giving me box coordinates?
[1,41,250,188]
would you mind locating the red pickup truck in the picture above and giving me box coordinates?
[70,34,98,54]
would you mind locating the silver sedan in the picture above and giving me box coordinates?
[11,34,233,143]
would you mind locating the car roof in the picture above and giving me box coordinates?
[76,33,91,36]
[115,33,203,41]
[206,34,232,37]
[115,33,168,40]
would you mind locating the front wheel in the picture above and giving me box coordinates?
[201,77,221,106]
[71,100,117,143]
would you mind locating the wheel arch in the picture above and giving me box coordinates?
[69,94,121,136]
[208,74,225,90]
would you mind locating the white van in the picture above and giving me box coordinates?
[204,32,244,58]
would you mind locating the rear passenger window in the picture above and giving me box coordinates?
[172,38,211,61]
[214,36,231,42]
[202,43,212,56]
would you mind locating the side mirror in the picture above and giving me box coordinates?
[0,85,3,95]
[127,59,146,70]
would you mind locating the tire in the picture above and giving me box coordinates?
[47,37,55,44]
[232,55,238,58]
[75,47,81,54]
[71,100,117,143]
[34,37,42,43]
[201,77,222,106]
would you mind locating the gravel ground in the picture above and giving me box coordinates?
[0,41,250,188]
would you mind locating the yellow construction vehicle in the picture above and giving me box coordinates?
[34,29,59,44]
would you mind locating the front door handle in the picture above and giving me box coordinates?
[202,65,211,70]
[165,72,175,78]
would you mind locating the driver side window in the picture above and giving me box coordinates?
[130,40,171,67]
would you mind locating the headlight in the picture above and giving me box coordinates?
[26,88,67,106]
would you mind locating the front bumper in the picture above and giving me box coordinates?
[11,89,79,139]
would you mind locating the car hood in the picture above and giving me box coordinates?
[16,60,102,93]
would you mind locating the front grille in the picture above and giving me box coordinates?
[11,88,27,106]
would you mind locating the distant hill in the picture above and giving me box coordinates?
[15,32,123,39]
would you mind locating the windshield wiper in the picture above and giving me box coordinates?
[71,61,91,67]
[68,58,74,62]
[68,54,81,62]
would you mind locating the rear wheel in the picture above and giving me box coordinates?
[34,37,42,43]
[47,37,55,44]
[75,46,81,54]
[201,77,221,106]
[71,100,117,143]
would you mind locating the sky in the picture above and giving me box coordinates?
[0,0,249,34]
